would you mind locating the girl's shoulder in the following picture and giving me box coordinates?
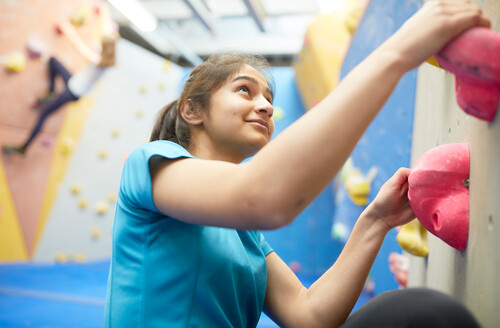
[119,141,195,212]
[128,140,195,165]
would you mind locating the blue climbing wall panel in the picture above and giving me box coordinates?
[260,67,344,278]
[332,0,422,293]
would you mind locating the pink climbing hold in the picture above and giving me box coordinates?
[435,27,500,122]
[54,24,63,35]
[407,143,470,251]
[26,38,46,59]
[388,252,408,288]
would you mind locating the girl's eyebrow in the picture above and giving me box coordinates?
[232,75,273,99]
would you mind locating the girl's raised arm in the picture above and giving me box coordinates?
[151,1,489,230]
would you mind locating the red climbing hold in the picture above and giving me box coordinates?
[408,143,470,251]
[435,27,500,122]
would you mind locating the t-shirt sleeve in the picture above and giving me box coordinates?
[257,231,274,256]
[118,140,195,215]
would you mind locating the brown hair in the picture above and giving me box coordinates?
[150,52,274,148]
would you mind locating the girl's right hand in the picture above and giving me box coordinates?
[383,0,491,71]
[365,167,415,233]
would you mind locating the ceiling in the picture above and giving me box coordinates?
[108,0,331,66]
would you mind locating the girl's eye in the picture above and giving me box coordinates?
[237,86,249,94]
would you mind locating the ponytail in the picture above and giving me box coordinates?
[150,99,190,149]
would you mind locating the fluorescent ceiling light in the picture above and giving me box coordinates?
[107,0,158,32]
[317,0,349,14]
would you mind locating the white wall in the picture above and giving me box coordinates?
[33,39,185,262]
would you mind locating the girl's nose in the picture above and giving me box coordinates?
[256,97,274,117]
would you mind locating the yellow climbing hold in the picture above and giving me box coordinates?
[78,197,88,209]
[396,219,429,257]
[158,83,165,91]
[70,183,82,195]
[344,7,363,35]
[273,107,285,122]
[108,192,117,203]
[71,6,91,26]
[60,137,74,155]
[136,109,144,118]
[345,170,370,206]
[91,227,101,239]
[139,86,147,94]
[163,59,171,71]
[112,128,121,137]
[95,201,109,214]
[98,149,107,159]
[76,253,87,263]
[426,56,441,68]
[55,252,66,263]
[3,53,26,73]
[341,160,378,206]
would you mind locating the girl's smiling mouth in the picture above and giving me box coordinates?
[246,119,269,131]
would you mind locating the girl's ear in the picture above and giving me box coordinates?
[179,100,203,125]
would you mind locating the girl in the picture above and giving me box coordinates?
[105,2,489,327]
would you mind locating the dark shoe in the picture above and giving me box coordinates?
[2,145,25,154]
[32,92,54,108]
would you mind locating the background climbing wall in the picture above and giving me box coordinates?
[0,0,186,262]
[0,0,345,272]
[261,67,344,278]
[32,39,184,262]
[408,0,500,326]
[0,0,103,261]
[330,0,422,294]
[293,0,368,110]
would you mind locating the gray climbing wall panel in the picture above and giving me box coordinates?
[409,1,500,326]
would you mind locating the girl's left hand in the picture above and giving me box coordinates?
[367,167,415,231]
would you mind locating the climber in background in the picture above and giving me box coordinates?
[3,3,118,155]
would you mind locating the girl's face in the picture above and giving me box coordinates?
[202,64,274,161]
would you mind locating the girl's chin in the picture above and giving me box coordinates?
[251,139,270,150]
[241,142,266,157]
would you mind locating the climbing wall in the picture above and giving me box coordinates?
[32,39,184,262]
[408,0,500,326]
[331,0,422,294]
[292,0,368,110]
[0,0,185,262]
[262,67,344,278]
[0,0,102,261]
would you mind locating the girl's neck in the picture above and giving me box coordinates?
[188,138,247,164]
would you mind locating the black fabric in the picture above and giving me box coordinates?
[23,89,78,150]
[22,57,79,150]
[48,57,72,92]
[341,288,480,328]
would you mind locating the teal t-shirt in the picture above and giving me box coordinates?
[104,140,273,328]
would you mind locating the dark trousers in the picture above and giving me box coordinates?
[341,288,480,328]
[22,57,79,150]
